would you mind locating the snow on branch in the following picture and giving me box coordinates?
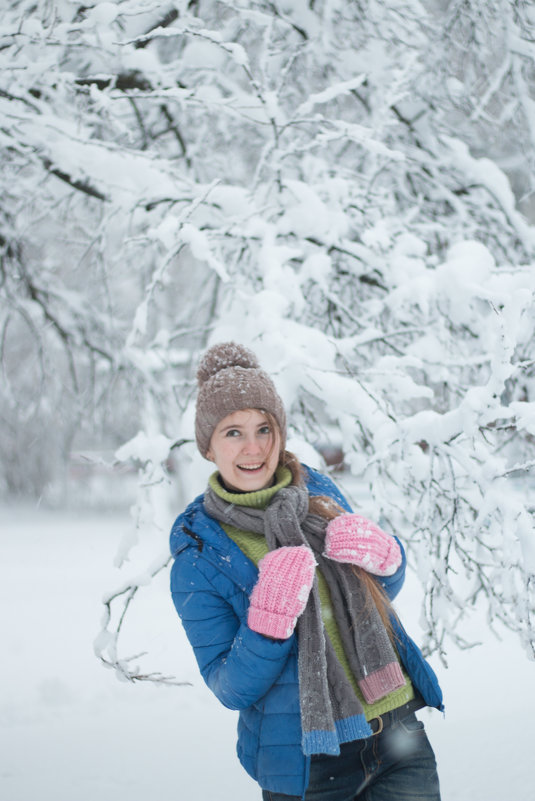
[94,553,191,686]
[296,75,368,116]
[2,0,535,665]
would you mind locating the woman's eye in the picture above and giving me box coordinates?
[259,426,271,435]
[225,429,241,437]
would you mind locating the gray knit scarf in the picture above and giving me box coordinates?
[203,483,404,755]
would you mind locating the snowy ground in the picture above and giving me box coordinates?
[1,503,534,801]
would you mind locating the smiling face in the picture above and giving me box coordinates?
[206,408,281,492]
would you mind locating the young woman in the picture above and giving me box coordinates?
[170,342,443,800]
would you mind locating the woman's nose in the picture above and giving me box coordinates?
[242,435,262,454]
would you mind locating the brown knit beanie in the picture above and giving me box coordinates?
[195,342,287,457]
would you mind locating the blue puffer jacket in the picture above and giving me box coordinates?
[169,466,443,798]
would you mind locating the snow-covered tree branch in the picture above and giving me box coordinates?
[2,0,535,668]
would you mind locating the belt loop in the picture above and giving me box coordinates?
[370,715,384,736]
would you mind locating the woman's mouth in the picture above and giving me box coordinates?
[237,463,264,472]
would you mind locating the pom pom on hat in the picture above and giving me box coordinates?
[197,342,259,385]
[194,342,287,457]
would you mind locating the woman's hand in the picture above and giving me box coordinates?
[323,513,401,576]
[247,545,316,639]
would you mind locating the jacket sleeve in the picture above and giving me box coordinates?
[376,536,406,600]
[170,547,294,711]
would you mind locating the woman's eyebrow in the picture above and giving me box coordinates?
[219,423,244,432]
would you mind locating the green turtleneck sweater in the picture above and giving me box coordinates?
[209,467,414,720]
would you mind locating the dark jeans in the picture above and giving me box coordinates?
[262,712,441,801]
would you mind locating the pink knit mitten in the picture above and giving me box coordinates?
[247,546,316,639]
[324,513,401,576]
